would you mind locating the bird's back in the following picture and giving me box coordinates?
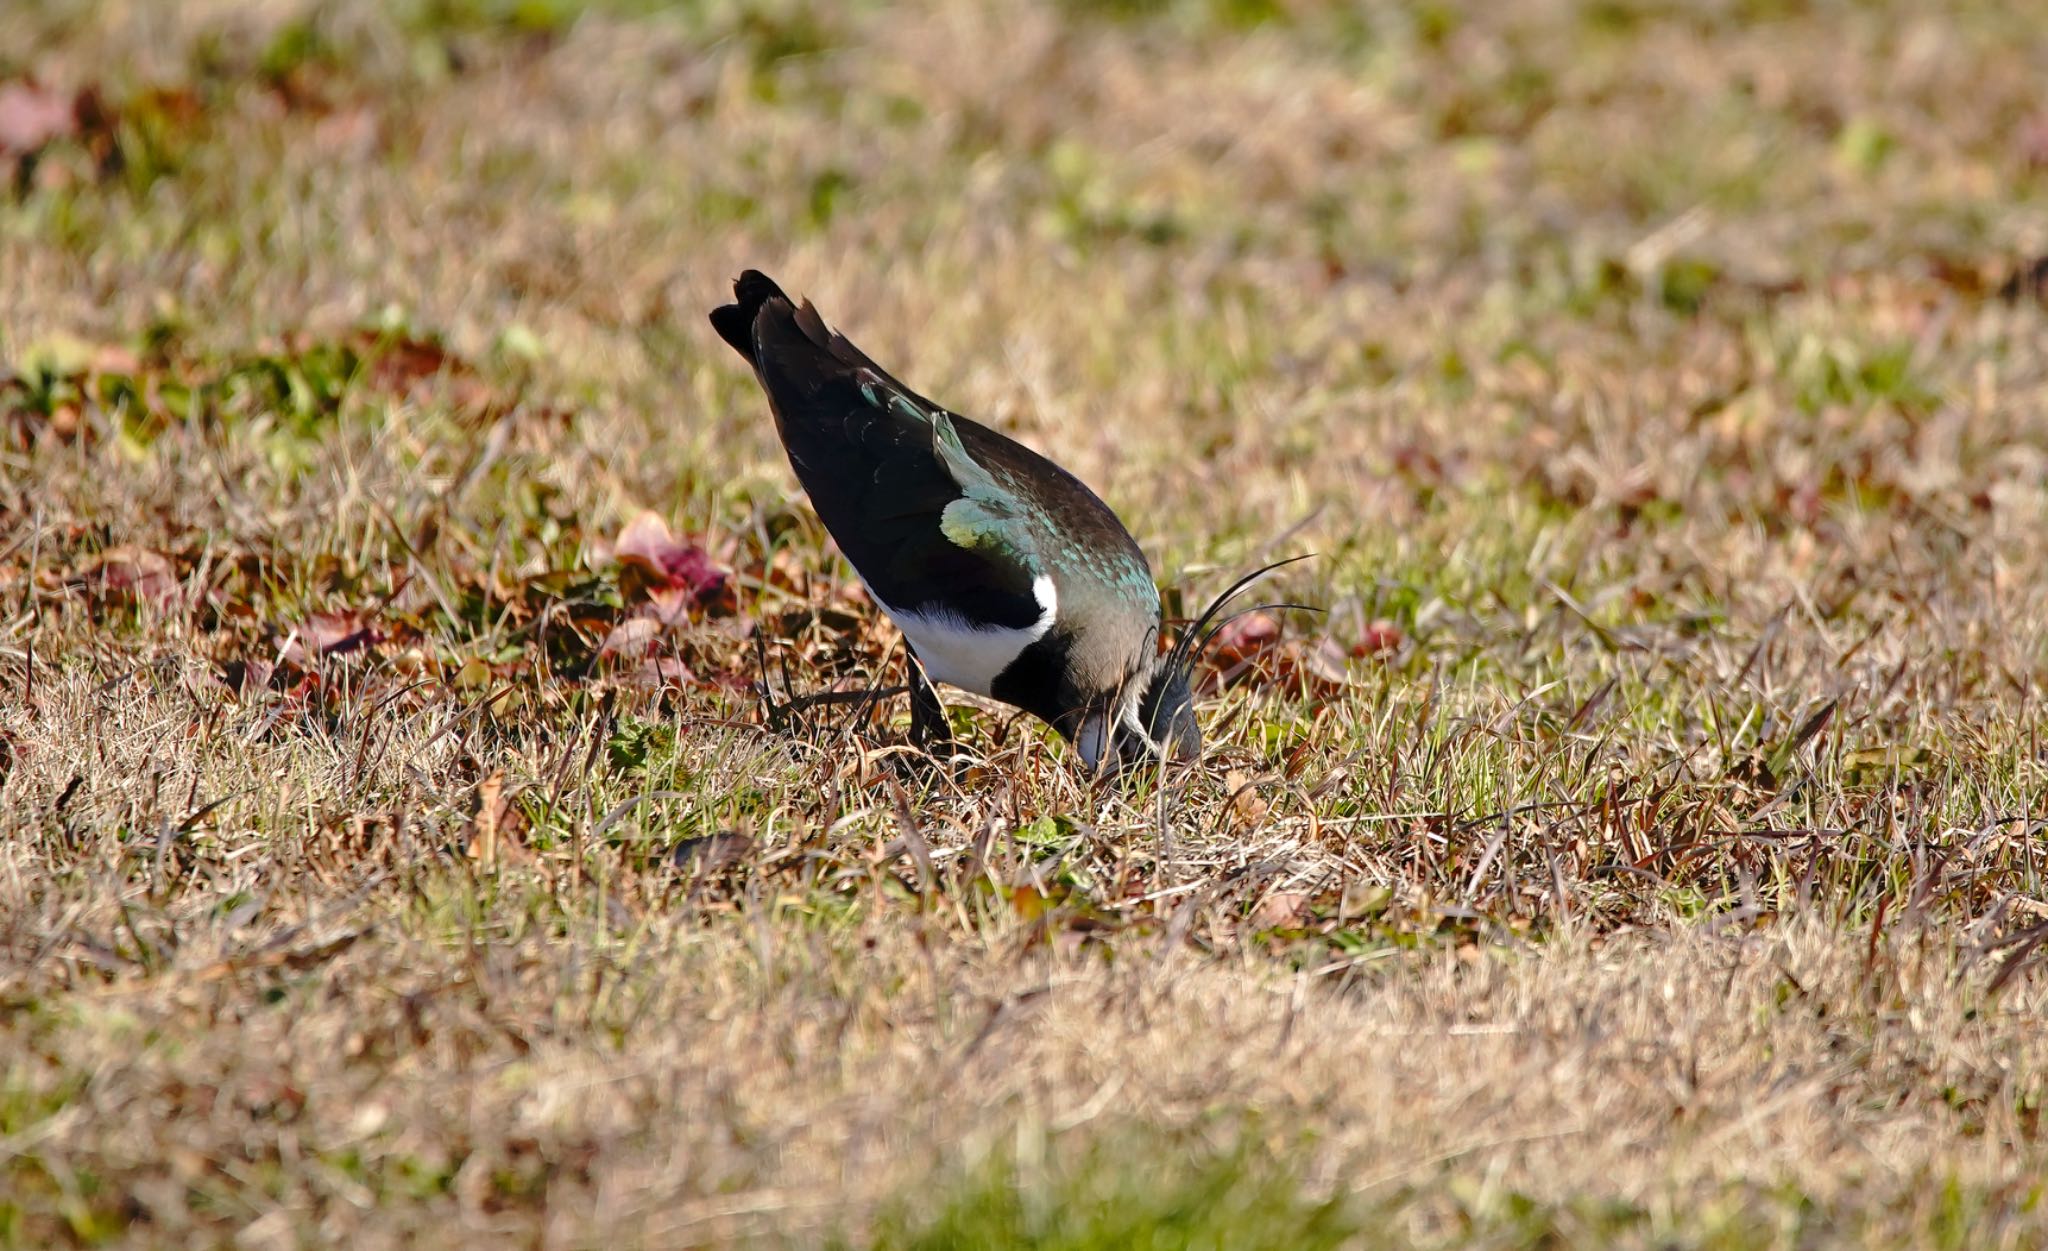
[711,271,1157,639]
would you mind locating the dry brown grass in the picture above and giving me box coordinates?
[4,0,2048,1245]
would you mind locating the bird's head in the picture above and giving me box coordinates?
[1073,660,1198,773]
[1079,554,1317,775]
[1103,658,1200,768]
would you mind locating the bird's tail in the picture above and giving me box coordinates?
[710,270,937,414]
[708,269,793,364]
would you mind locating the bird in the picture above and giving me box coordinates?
[710,269,1201,771]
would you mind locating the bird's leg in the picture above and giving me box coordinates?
[905,651,955,756]
[752,627,790,733]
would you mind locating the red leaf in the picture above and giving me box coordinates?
[0,80,77,156]
[2020,112,2048,171]
[614,511,727,609]
[283,611,383,665]
[1353,619,1405,657]
[1209,612,1281,668]
[84,547,177,606]
[355,330,466,394]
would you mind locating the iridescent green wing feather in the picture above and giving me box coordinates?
[861,379,1041,565]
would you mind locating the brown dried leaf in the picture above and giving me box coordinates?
[462,770,531,867]
[598,615,661,658]
[618,656,698,689]
[358,330,467,394]
[83,546,178,606]
[671,831,755,876]
[1224,768,1269,828]
[283,610,383,665]
[218,657,276,699]
[1250,890,1314,930]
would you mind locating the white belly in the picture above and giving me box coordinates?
[869,574,1058,695]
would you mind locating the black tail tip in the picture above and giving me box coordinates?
[709,269,790,358]
[732,269,786,307]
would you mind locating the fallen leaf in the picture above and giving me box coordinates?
[613,511,731,627]
[761,547,804,593]
[1250,890,1315,930]
[1210,612,1281,668]
[1296,636,1353,690]
[642,588,698,626]
[82,546,177,606]
[1010,884,1053,921]
[615,656,697,689]
[283,610,382,664]
[390,647,434,676]
[219,657,276,698]
[598,615,661,657]
[462,770,530,867]
[1842,746,1934,785]
[615,510,728,613]
[0,80,77,156]
[2020,112,2048,171]
[671,831,755,875]
[1354,619,1404,656]
[1224,768,1269,828]
[357,329,466,394]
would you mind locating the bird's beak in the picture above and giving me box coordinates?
[1074,704,1200,773]
[1075,709,1114,773]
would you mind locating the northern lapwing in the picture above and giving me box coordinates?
[711,270,1204,771]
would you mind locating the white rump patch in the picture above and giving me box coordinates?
[872,574,1057,697]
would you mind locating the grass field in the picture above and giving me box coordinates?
[5,0,2048,1246]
